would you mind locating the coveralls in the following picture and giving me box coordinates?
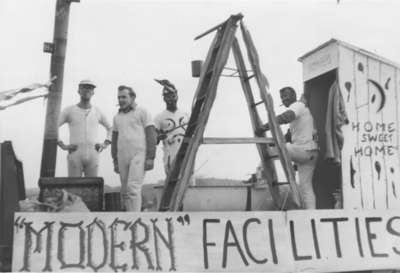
[59,105,112,177]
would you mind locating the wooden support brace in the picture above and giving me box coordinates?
[201,137,275,145]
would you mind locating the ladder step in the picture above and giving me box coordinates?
[245,74,255,81]
[202,137,274,145]
[194,95,207,103]
[205,68,215,76]
[252,100,264,107]
[271,181,289,186]
[167,179,178,184]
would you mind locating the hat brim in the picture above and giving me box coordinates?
[79,83,96,88]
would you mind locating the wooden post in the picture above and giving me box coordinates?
[40,0,79,177]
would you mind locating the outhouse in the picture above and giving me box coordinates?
[298,39,400,209]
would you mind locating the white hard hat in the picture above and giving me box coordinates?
[79,79,96,88]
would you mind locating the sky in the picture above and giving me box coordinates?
[0,0,400,190]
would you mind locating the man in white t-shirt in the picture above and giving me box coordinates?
[111,85,157,211]
[58,79,112,177]
[154,79,189,175]
[256,86,318,209]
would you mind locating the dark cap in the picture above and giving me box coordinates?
[154,79,177,95]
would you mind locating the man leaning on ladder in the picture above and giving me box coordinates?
[256,87,318,209]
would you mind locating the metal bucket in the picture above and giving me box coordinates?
[191,60,203,77]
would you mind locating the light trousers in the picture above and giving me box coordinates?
[118,151,146,212]
[286,143,318,209]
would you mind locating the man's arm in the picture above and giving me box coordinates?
[111,131,119,173]
[57,108,77,152]
[153,115,165,145]
[99,109,112,142]
[144,125,157,171]
[255,110,296,135]
[96,109,113,151]
[57,108,67,149]
[276,110,296,125]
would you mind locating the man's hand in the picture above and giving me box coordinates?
[284,128,292,143]
[255,123,270,136]
[144,159,154,171]
[58,141,78,153]
[95,142,109,152]
[65,144,78,153]
[157,130,167,143]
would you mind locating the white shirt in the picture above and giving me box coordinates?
[112,105,154,158]
[288,101,318,150]
[154,109,189,165]
[59,105,112,145]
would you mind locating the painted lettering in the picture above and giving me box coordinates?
[58,221,85,270]
[243,218,267,264]
[130,218,154,270]
[109,218,129,272]
[386,216,400,255]
[365,217,388,258]
[87,218,108,272]
[320,217,349,258]
[20,221,54,272]
[151,218,176,271]
[289,220,312,261]
[203,218,220,269]
[222,220,248,268]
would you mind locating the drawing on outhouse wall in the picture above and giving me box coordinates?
[339,44,400,209]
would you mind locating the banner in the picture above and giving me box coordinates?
[12,210,400,272]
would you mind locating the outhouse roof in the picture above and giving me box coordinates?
[298,38,400,69]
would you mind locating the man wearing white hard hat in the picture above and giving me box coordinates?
[58,79,112,177]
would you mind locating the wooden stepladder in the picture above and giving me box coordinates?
[158,14,304,211]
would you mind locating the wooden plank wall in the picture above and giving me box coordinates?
[339,46,400,209]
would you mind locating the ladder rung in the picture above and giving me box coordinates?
[194,95,207,103]
[202,137,274,145]
[245,74,255,81]
[271,181,289,186]
[167,178,179,182]
[205,68,215,75]
[252,100,264,107]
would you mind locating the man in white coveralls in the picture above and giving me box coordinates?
[58,79,112,177]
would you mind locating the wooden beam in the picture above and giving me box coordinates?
[194,13,243,41]
[40,0,78,177]
[201,137,274,145]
